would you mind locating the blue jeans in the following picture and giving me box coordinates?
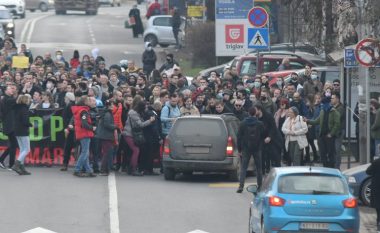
[16,136,30,164]
[375,139,380,158]
[75,138,92,173]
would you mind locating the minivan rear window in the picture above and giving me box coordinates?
[174,119,225,136]
[278,174,348,195]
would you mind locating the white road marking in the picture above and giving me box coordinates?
[26,15,50,43]
[19,18,32,43]
[22,227,58,233]
[108,173,120,233]
[187,230,210,233]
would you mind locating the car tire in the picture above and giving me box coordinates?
[39,3,48,12]
[20,12,25,18]
[164,168,175,181]
[228,159,241,181]
[249,209,256,233]
[183,171,193,177]
[360,178,372,206]
[144,34,158,47]
[30,9,36,12]
[159,44,169,48]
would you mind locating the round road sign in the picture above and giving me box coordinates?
[355,38,380,67]
[248,7,268,28]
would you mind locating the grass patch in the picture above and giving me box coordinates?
[176,58,206,77]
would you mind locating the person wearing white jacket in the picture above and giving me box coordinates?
[282,106,308,166]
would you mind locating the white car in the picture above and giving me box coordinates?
[0,0,25,18]
[99,0,120,7]
[143,15,185,48]
[25,0,53,12]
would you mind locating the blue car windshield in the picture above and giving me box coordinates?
[278,174,348,195]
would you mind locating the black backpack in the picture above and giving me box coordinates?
[246,122,264,150]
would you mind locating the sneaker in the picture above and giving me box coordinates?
[131,170,144,176]
[99,172,109,176]
[60,166,68,171]
[0,161,5,169]
[73,171,84,177]
[85,172,97,178]
[236,185,244,193]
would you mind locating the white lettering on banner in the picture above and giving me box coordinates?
[219,0,235,4]
[226,44,244,50]
[22,227,58,233]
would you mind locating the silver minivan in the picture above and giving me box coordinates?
[162,114,252,181]
[25,0,53,12]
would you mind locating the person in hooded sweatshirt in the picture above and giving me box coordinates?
[236,107,265,193]
[142,42,156,78]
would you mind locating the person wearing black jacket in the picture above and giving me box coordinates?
[254,104,283,174]
[142,42,157,78]
[60,92,76,171]
[236,107,265,193]
[366,156,380,231]
[12,95,33,175]
[139,103,161,175]
[95,100,117,176]
[172,7,182,49]
[0,85,18,169]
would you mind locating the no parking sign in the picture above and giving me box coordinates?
[355,38,380,67]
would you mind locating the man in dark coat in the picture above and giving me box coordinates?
[129,5,144,38]
[0,85,18,169]
[142,42,157,78]
[172,7,182,49]
[366,156,380,231]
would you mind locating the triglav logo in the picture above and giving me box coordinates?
[225,25,244,43]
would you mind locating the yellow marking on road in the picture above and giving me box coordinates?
[208,183,256,188]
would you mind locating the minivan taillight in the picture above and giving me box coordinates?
[226,136,233,156]
[343,198,357,208]
[164,137,170,155]
[269,196,285,207]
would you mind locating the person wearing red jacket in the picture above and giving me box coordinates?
[146,0,161,19]
[71,96,97,177]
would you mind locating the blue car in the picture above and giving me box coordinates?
[343,163,371,206]
[247,167,360,233]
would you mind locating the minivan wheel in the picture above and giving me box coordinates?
[164,168,176,180]
[144,34,158,47]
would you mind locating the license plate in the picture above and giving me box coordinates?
[300,222,329,230]
[185,147,209,154]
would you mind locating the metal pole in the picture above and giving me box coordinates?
[366,68,370,164]
[347,67,352,169]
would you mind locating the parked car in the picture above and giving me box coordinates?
[25,0,53,12]
[264,66,340,87]
[162,114,251,181]
[0,6,15,38]
[198,60,233,78]
[143,15,186,48]
[247,166,360,233]
[229,51,318,78]
[0,0,25,18]
[343,163,371,206]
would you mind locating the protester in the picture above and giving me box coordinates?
[366,156,380,232]
[129,5,144,38]
[172,7,182,49]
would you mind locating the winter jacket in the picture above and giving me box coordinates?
[71,105,94,140]
[308,107,340,137]
[14,104,32,136]
[180,106,200,116]
[143,107,161,144]
[142,49,157,74]
[0,94,16,134]
[112,103,123,131]
[160,102,181,135]
[366,158,380,209]
[371,108,380,139]
[282,115,308,151]
[122,109,152,137]
[237,116,265,152]
[95,109,116,141]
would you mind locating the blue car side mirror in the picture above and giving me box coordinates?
[247,184,258,194]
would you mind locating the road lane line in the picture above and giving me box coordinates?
[108,173,120,233]
[20,18,32,43]
[26,15,50,43]
[208,182,256,188]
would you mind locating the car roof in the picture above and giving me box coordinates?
[0,6,7,10]
[273,166,343,177]
[180,114,238,121]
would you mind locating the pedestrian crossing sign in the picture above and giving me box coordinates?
[248,28,269,49]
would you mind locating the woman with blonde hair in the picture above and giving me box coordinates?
[12,95,32,175]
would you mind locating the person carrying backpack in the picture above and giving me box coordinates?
[236,107,265,193]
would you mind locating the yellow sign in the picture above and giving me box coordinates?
[12,56,29,68]
[187,5,203,17]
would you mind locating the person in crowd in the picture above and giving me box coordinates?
[310,93,322,163]
[146,0,161,19]
[202,94,217,114]
[60,92,76,171]
[332,79,341,93]
[12,95,32,175]
[95,100,117,176]
[232,98,249,121]
[71,96,97,177]
[366,156,380,232]
[37,91,56,109]
[0,85,18,170]
[303,96,318,164]
[215,100,230,115]
[172,7,182,49]
[331,92,345,169]
[290,92,308,117]
[30,90,42,109]
[180,96,199,116]
[281,106,308,166]
[142,42,156,77]
[161,93,181,137]
[259,88,276,115]
[70,50,80,69]
[278,58,291,71]
[303,69,323,99]
[274,98,290,165]
[307,97,340,168]
[122,96,155,176]
[254,104,283,174]
[129,4,144,38]
[158,54,178,73]
[236,107,265,193]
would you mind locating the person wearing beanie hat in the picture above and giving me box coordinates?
[307,96,340,168]
[282,105,308,166]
